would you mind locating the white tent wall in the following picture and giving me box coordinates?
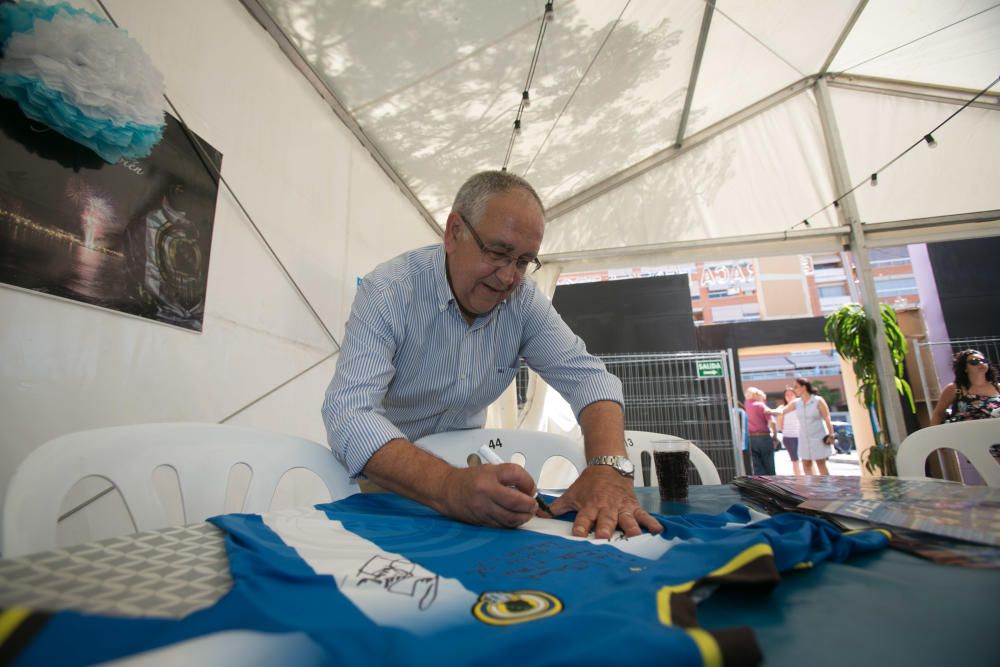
[0,0,437,544]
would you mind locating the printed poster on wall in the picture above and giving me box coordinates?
[0,98,223,332]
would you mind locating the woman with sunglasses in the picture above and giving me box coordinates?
[930,349,1000,425]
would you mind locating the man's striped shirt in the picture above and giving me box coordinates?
[322,244,622,477]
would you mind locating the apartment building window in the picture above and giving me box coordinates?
[818,282,852,313]
[811,254,848,284]
[818,284,849,298]
[875,275,918,297]
[708,287,739,299]
[869,247,910,267]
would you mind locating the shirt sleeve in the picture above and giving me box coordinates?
[321,278,407,478]
[516,281,624,417]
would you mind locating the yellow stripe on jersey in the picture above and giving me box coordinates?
[0,608,31,645]
[656,581,695,626]
[686,627,724,667]
[706,543,774,578]
[657,542,776,626]
[846,528,893,540]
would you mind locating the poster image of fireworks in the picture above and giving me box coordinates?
[0,98,223,332]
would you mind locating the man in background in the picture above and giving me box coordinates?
[744,387,778,475]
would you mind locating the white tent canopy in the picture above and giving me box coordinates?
[247,0,1000,270]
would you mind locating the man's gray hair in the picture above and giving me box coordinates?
[451,170,545,228]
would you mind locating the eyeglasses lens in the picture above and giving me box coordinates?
[969,358,986,366]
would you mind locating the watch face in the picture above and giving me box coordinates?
[617,457,635,475]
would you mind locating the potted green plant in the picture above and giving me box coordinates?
[824,303,915,475]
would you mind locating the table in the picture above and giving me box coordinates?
[1,486,997,666]
[641,486,998,667]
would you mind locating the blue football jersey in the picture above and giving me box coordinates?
[3,494,887,666]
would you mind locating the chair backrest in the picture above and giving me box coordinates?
[2,423,356,558]
[624,430,722,487]
[414,428,586,481]
[896,420,1000,486]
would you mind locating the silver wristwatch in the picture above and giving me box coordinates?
[587,455,635,479]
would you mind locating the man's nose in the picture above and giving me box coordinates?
[494,260,520,285]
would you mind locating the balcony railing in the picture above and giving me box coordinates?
[819,295,853,312]
[813,267,847,282]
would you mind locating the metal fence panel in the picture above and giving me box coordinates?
[517,351,743,483]
[598,352,743,484]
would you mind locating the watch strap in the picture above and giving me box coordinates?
[587,455,635,478]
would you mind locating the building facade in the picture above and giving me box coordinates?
[556,247,923,414]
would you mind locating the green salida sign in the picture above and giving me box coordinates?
[696,359,724,378]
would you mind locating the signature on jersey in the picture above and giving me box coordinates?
[354,555,440,611]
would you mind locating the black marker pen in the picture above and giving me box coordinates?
[476,444,553,516]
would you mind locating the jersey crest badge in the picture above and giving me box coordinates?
[472,590,563,626]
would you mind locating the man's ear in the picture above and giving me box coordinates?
[444,212,462,252]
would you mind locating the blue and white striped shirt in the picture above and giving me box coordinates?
[322,244,623,477]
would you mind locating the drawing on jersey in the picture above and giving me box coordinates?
[354,555,440,611]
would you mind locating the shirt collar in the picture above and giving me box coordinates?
[432,244,452,312]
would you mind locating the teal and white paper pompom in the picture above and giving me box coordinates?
[0,1,166,163]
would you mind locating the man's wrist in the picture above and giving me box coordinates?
[587,455,635,479]
[581,463,634,486]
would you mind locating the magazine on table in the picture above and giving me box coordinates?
[733,475,1000,567]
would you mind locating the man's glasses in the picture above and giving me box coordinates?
[968,357,988,366]
[458,214,542,274]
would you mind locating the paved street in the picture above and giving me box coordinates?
[773,446,861,476]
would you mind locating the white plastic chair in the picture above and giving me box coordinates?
[414,428,586,482]
[896,420,1000,487]
[2,423,356,558]
[624,430,722,487]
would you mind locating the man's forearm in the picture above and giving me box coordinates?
[361,436,540,529]
[361,439,456,514]
[578,400,627,459]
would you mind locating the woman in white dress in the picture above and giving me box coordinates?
[777,386,802,476]
[776,377,835,475]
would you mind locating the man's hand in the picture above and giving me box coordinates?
[438,462,538,528]
[363,439,537,529]
[547,466,662,539]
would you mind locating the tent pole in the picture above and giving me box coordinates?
[548,77,815,221]
[827,75,1000,111]
[814,77,909,449]
[819,0,869,75]
[675,0,716,148]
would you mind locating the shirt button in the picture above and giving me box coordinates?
[459,374,466,380]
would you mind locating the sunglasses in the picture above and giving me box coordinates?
[968,358,988,366]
